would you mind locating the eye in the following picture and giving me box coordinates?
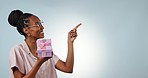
[36,21,43,26]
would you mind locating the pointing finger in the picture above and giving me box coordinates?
[72,23,82,30]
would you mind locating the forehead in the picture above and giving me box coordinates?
[28,16,40,23]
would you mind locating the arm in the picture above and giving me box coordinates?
[55,23,81,73]
[12,57,49,78]
[55,41,74,73]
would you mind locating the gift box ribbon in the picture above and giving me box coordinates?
[37,39,52,50]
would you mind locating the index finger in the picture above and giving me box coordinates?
[72,23,82,30]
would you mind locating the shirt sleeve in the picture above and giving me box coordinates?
[9,47,25,74]
[52,54,59,65]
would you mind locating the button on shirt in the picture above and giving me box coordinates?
[9,41,59,78]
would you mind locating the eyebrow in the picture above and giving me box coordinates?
[35,21,41,24]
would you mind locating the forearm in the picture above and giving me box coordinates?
[65,41,74,72]
[23,60,42,78]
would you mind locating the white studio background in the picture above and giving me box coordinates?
[0,0,148,78]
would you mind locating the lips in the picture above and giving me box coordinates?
[39,30,44,36]
[40,32,44,34]
[40,31,44,34]
[40,29,44,33]
[40,29,43,32]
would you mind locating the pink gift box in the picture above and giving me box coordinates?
[37,39,53,57]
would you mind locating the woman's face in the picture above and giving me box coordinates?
[25,16,44,39]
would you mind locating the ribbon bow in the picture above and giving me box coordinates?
[37,39,51,49]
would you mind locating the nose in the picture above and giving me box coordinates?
[40,25,44,30]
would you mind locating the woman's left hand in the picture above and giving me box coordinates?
[68,23,81,43]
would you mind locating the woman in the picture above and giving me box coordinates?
[8,10,81,78]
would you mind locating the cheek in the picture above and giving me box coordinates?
[30,29,40,36]
[35,30,41,36]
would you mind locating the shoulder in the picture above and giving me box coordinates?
[52,54,59,64]
[10,42,25,54]
[9,42,27,61]
[10,42,23,49]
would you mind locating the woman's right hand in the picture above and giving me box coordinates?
[37,57,50,64]
[36,52,53,64]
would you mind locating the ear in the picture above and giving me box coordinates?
[23,28,29,34]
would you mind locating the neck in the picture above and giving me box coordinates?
[25,37,37,57]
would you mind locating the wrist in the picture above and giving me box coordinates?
[68,40,74,44]
[36,59,43,66]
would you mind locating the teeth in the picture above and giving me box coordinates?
[40,32,44,34]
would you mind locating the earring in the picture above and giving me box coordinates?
[27,33,31,37]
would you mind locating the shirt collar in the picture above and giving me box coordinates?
[23,41,37,59]
[22,41,31,55]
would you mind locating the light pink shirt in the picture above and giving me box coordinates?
[9,41,59,78]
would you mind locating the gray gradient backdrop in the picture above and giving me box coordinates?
[0,0,148,78]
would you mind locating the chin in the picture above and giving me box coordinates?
[40,36,44,38]
[38,35,44,39]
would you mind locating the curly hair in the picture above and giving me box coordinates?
[8,10,35,36]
